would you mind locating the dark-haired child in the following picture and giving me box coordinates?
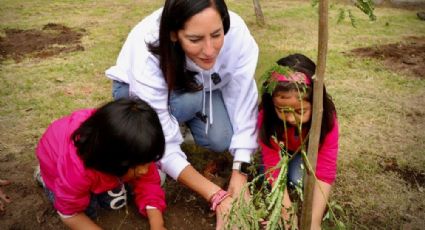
[35,98,167,230]
[258,54,339,228]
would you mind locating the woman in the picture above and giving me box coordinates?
[106,0,258,227]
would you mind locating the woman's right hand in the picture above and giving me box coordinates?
[215,195,233,230]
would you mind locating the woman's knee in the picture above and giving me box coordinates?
[207,132,231,152]
[170,91,203,123]
[112,81,129,100]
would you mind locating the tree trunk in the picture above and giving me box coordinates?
[252,0,265,26]
[300,0,329,228]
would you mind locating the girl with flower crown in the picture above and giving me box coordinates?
[258,53,339,229]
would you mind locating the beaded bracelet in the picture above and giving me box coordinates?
[210,189,229,211]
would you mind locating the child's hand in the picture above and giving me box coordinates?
[61,212,102,230]
[0,179,12,212]
[147,208,166,230]
[150,226,167,230]
[280,211,298,230]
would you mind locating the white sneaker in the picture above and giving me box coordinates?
[33,165,45,187]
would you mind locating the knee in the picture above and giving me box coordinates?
[287,172,303,189]
[170,91,203,123]
[112,81,129,100]
[208,133,231,152]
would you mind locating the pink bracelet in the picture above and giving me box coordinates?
[210,190,229,211]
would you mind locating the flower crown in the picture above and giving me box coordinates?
[260,64,311,96]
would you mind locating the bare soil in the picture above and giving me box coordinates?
[0,23,84,62]
[1,21,425,229]
[0,142,227,230]
[348,36,425,79]
[379,157,425,189]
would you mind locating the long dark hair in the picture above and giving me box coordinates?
[148,0,230,96]
[72,98,165,176]
[260,53,336,148]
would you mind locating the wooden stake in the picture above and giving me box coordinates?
[300,0,329,228]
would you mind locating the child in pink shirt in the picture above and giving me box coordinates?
[258,54,339,228]
[35,98,167,230]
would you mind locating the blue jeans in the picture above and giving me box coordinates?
[259,151,304,189]
[43,183,128,218]
[287,153,304,188]
[112,80,233,152]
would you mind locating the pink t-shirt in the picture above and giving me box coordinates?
[258,110,339,184]
[36,109,166,216]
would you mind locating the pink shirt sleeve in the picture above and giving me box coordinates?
[53,163,92,215]
[315,117,339,184]
[132,163,166,216]
[258,110,281,182]
[36,109,95,215]
[260,141,282,183]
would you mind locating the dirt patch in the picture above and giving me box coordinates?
[0,23,85,62]
[348,36,425,78]
[380,157,425,190]
[0,144,231,229]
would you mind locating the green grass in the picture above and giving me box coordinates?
[1,0,424,229]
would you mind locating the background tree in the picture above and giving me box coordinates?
[253,0,265,26]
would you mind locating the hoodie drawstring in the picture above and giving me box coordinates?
[200,71,214,134]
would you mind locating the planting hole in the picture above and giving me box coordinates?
[0,23,85,62]
[380,157,425,188]
[348,36,425,79]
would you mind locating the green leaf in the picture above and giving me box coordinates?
[337,8,346,24]
[348,9,357,28]
[354,0,376,21]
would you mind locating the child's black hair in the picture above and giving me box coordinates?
[71,98,165,177]
[260,53,336,147]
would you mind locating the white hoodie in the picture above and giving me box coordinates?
[105,8,259,180]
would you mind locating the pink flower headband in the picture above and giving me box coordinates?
[271,71,311,85]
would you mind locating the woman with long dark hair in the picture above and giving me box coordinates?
[106,0,259,227]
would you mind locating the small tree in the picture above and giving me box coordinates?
[253,0,265,26]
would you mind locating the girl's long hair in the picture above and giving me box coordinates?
[259,53,336,148]
[148,0,230,97]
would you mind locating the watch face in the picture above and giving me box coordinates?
[240,162,251,175]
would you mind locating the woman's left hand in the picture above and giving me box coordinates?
[227,170,249,200]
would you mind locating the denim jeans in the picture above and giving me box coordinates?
[112,80,233,152]
[258,151,304,189]
[287,153,304,188]
[42,182,127,218]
